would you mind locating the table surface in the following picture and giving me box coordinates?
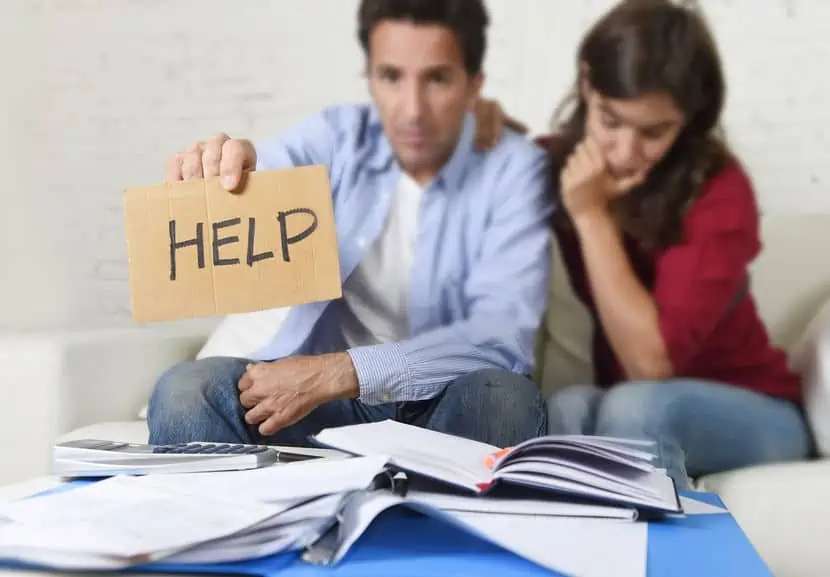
[0,478,774,577]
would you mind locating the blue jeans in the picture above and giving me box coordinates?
[148,357,547,448]
[547,380,811,490]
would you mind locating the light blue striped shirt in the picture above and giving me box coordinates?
[250,103,552,405]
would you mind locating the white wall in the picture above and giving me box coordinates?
[0,0,827,332]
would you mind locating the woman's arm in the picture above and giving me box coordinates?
[574,211,672,380]
[573,163,760,381]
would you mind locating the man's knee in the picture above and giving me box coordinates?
[447,368,544,409]
[594,380,676,437]
[150,357,242,408]
[437,368,547,445]
[148,357,248,442]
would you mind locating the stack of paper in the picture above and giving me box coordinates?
[301,486,651,577]
[0,456,389,569]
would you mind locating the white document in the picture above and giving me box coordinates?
[0,457,397,571]
[0,523,130,571]
[451,511,648,577]
[0,456,396,570]
[130,455,389,503]
[679,495,727,515]
[313,420,503,492]
[406,490,638,520]
[164,509,337,565]
[303,489,647,577]
[304,490,406,565]
[181,490,346,557]
[164,523,323,566]
[0,476,288,568]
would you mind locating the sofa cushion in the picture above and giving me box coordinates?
[788,296,830,456]
[196,307,290,360]
[58,421,149,444]
[534,235,593,399]
[696,459,830,577]
[134,308,292,420]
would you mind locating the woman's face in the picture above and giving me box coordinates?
[582,80,686,181]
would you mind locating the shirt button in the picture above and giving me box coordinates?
[356,237,366,249]
[382,392,391,402]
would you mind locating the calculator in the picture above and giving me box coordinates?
[51,439,333,477]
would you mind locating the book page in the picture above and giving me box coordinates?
[163,494,347,565]
[496,470,680,513]
[496,459,660,498]
[305,490,409,565]
[313,490,647,577]
[498,440,656,473]
[451,511,648,577]
[0,476,284,562]
[130,455,388,503]
[405,489,637,520]
[678,495,727,515]
[313,420,498,491]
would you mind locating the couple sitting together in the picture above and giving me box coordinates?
[149,0,811,490]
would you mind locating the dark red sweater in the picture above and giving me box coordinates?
[543,141,802,403]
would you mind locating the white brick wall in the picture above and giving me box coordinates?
[0,0,826,332]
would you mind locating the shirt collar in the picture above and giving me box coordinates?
[365,106,476,191]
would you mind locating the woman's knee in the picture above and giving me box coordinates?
[547,384,603,435]
[594,380,676,437]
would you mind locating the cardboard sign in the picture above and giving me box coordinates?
[123,165,342,322]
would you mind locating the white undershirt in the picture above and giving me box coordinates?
[340,173,423,348]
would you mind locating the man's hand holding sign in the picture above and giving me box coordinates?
[164,132,255,191]
[124,133,351,436]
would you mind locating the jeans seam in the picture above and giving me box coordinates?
[536,396,547,437]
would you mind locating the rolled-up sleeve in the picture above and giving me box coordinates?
[653,164,761,373]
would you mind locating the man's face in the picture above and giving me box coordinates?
[367,20,482,182]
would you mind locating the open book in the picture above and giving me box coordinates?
[312,419,682,515]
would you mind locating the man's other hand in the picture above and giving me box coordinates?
[238,353,359,437]
[164,133,257,192]
[473,98,529,151]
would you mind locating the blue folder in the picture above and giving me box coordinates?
[3,483,772,577]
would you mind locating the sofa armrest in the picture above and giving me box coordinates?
[0,322,211,483]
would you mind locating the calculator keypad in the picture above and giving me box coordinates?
[152,443,270,455]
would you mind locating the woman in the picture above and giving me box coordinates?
[476,0,811,489]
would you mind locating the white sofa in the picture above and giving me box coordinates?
[1,214,829,577]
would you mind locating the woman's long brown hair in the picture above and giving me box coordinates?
[548,0,732,249]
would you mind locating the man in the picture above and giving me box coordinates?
[148,0,552,449]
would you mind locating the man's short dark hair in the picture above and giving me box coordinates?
[357,0,490,76]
